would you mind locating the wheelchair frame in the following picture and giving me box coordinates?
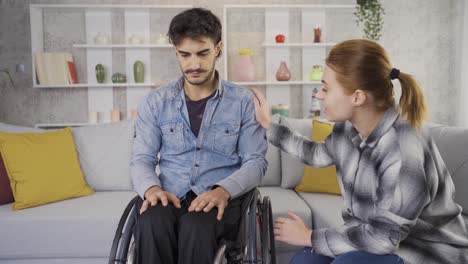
[108,188,276,264]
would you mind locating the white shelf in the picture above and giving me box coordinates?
[33,83,156,88]
[234,81,322,86]
[73,44,173,49]
[262,42,337,47]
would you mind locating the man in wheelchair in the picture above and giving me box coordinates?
[129,8,268,264]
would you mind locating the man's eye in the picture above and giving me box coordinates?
[180,54,189,57]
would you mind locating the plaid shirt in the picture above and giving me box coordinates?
[268,108,468,264]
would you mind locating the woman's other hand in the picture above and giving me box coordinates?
[274,211,313,247]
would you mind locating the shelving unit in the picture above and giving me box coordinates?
[29,4,192,128]
[223,4,356,117]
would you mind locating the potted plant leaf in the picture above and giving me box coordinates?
[355,0,385,41]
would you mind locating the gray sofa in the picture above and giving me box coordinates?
[0,116,467,264]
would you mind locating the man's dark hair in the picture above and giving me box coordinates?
[168,8,222,57]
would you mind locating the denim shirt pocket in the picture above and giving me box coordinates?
[210,123,240,156]
[160,121,185,155]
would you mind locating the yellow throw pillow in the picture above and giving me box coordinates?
[0,127,94,210]
[295,119,341,195]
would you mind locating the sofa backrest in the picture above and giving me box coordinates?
[426,124,468,214]
[277,116,313,188]
[260,114,281,186]
[72,120,135,191]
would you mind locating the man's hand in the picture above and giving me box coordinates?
[188,187,231,221]
[140,185,181,215]
[274,211,313,247]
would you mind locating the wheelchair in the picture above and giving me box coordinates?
[108,188,276,264]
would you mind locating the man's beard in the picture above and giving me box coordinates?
[183,65,216,86]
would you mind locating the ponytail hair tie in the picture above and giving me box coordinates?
[390,68,400,80]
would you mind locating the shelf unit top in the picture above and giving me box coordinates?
[234,81,322,86]
[30,4,194,9]
[33,83,156,89]
[224,4,356,9]
[262,42,337,47]
[73,44,174,49]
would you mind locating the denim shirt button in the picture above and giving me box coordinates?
[194,164,199,167]
[196,147,201,151]
[225,130,229,134]
[170,128,174,133]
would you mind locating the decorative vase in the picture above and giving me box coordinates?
[94,32,110,45]
[314,26,322,43]
[112,73,127,83]
[133,61,145,83]
[271,104,289,117]
[234,49,256,82]
[275,61,291,81]
[95,64,105,83]
[310,65,323,81]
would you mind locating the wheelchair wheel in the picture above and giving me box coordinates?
[108,195,139,264]
[261,196,276,264]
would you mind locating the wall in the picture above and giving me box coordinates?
[0,0,465,126]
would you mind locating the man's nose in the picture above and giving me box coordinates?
[189,57,201,70]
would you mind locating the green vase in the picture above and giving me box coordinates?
[95,64,105,83]
[133,60,145,83]
[310,65,323,81]
[112,73,127,83]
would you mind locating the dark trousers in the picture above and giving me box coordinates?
[133,190,244,264]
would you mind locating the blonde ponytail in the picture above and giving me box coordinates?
[397,72,427,128]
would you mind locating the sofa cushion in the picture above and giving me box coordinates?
[0,124,44,205]
[426,124,468,213]
[297,192,344,229]
[279,117,313,188]
[0,128,95,210]
[0,154,14,205]
[258,187,312,252]
[72,120,134,191]
[260,115,281,186]
[0,191,137,259]
[295,119,340,195]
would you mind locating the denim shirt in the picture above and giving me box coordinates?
[130,74,268,200]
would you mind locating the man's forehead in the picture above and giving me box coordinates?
[176,37,215,52]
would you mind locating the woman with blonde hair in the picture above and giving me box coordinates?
[250,39,468,264]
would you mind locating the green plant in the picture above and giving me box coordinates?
[355,0,385,41]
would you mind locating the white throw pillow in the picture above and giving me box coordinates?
[72,120,135,191]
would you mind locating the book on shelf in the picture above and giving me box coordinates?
[34,52,78,85]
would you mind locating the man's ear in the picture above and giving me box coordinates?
[215,40,223,57]
[352,89,367,106]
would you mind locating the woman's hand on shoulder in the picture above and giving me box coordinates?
[249,88,271,129]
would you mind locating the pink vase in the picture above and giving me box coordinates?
[234,55,256,82]
[276,61,291,81]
